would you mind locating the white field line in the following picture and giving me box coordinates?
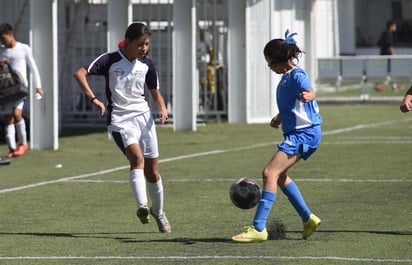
[68,178,412,184]
[1,121,412,263]
[1,119,412,194]
[0,166,130,194]
[322,118,412,136]
[0,255,410,263]
[323,140,412,144]
[0,145,270,194]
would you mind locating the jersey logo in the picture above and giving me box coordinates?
[114,68,124,76]
[133,69,146,79]
[122,130,135,139]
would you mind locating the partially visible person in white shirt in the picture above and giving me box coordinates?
[0,22,44,158]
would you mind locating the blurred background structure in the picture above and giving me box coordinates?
[0,0,411,148]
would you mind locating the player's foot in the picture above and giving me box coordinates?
[13,144,29,156]
[136,207,150,224]
[0,156,11,165]
[232,226,268,243]
[150,207,171,233]
[6,150,14,158]
[303,213,321,239]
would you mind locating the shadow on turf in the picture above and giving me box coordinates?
[0,232,232,243]
[1,229,410,244]
[120,237,232,244]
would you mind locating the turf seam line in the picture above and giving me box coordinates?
[0,256,410,262]
[66,178,412,183]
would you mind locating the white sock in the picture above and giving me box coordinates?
[129,169,148,209]
[6,125,16,150]
[148,177,164,215]
[15,119,27,145]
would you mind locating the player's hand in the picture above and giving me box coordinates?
[36,88,45,97]
[0,58,8,66]
[400,101,411,113]
[400,94,412,113]
[300,89,315,102]
[159,109,168,124]
[92,99,106,116]
[270,114,281,129]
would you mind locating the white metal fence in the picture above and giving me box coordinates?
[60,0,229,127]
[317,55,412,91]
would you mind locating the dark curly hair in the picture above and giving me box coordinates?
[263,39,303,65]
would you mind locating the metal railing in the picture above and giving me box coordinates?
[317,55,412,91]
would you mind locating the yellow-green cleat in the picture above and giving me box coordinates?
[232,226,268,243]
[303,213,321,239]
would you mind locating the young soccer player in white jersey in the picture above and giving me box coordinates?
[74,22,171,233]
[232,30,322,242]
[0,23,44,158]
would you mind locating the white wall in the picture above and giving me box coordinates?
[245,0,273,123]
[244,0,310,123]
[313,0,339,58]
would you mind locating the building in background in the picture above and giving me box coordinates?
[0,0,411,130]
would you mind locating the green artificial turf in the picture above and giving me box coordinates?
[0,105,411,265]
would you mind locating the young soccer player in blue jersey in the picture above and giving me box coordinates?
[74,23,171,233]
[232,30,322,242]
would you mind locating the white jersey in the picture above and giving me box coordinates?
[0,42,42,88]
[85,50,159,126]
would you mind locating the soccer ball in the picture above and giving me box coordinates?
[229,177,261,209]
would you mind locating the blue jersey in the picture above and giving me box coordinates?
[276,67,322,134]
[85,50,159,125]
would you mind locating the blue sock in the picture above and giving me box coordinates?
[253,190,276,232]
[281,181,311,222]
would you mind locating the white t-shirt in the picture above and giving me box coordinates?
[0,41,42,88]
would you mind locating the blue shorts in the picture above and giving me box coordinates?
[277,125,321,160]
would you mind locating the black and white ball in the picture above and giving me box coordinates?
[229,177,261,209]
